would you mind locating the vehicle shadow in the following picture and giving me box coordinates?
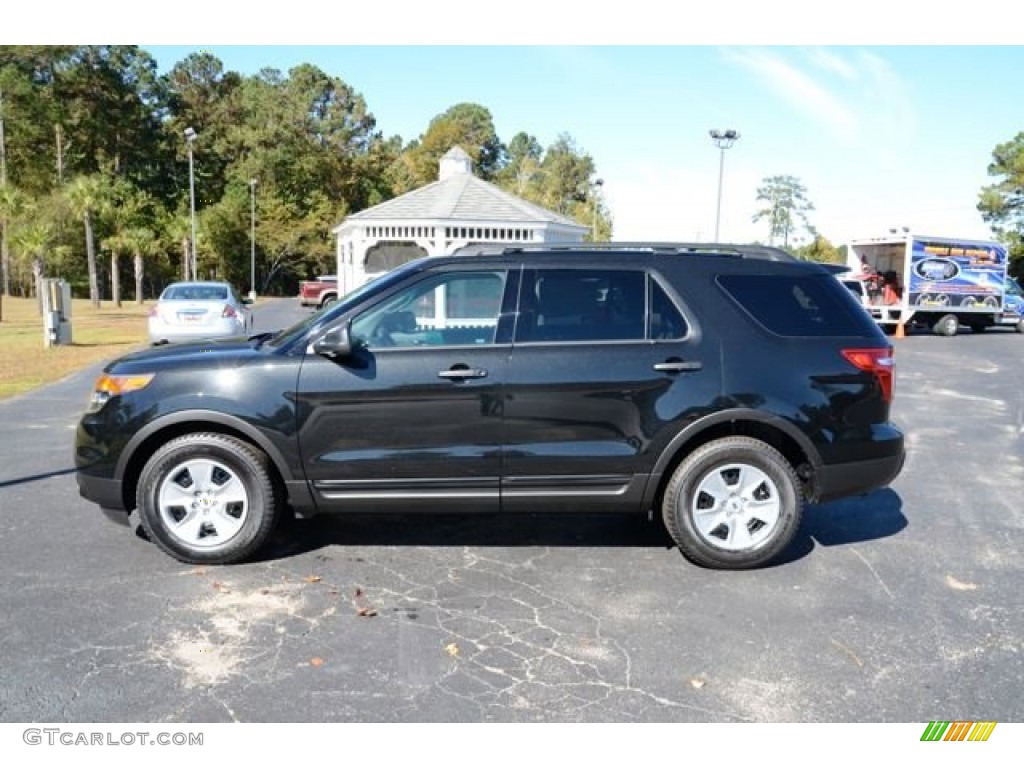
[258,487,908,566]
[776,488,907,565]
[260,511,676,561]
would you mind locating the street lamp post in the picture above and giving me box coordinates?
[249,178,257,299]
[709,129,740,242]
[592,178,604,242]
[184,126,197,280]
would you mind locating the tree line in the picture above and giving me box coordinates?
[0,46,609,319]
[3,46,1021,321]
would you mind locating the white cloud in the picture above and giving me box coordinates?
[723,48,862,145]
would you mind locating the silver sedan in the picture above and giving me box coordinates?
[148,281,253,344]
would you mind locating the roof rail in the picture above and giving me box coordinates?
[452,241,799,262]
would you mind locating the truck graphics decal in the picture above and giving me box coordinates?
[909,239,1007,311]
[913,258,960,282]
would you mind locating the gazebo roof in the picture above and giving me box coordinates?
[335,147,585,231]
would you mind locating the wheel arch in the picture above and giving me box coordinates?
[115,411,294,514]
[643,410,822,511]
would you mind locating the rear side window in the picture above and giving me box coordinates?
[514,269,690,342]
[718,274,871,336]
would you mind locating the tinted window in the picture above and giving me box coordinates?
[719,274,871,336]
[163,284,228,301]
[516,269,646,342]
[352,271,507,348]
[650,278,687,339]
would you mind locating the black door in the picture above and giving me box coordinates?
[296,268,515,514]
[502,267,720,513]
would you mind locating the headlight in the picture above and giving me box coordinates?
[86,373,155,413]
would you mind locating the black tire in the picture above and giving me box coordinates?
[661,436,803,570]
[135,433,279,564]
[320,294,337,309]
[1016,319,1024,334]
[932,313,959,337]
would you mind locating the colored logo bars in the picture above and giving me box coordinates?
[921,722,997,742]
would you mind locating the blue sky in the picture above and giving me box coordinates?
[19,3,1024,246]
[142,44,1023,246]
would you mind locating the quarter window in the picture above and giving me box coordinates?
[718,274,870,336]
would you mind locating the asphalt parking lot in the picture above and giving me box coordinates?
[1,302,1021,723]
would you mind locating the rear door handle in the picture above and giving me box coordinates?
[438,368,488,380]
[653,359,703,373]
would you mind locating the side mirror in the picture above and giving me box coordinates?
[313,323,353,359]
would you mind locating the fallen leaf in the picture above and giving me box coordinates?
[444,642,460,657]
[310,657,325,667]
[357,606,378,617]
[689,678,706,689]
[946,575,978,591]
[187,567,208,576]
[211,581,229,592]
[354,587,364,598]
[304,575,322,583]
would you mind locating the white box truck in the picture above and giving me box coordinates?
[846,233,1010,336]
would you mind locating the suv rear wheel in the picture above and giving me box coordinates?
[135,433,279,564]
[662,436,803,569]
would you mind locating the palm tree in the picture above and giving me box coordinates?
[0,184,29,321]
[14,221,53,315]
[66,174,111,309]
[102,180,154,308]
[123,226,159,304]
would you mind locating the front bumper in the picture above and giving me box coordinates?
[76,470,127,513]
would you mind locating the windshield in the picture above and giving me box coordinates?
[266,260,427,348]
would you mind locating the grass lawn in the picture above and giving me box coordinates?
[0,296,150,400]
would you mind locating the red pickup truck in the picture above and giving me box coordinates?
[298,275,338,308]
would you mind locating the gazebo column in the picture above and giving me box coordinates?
[352,239,371,288]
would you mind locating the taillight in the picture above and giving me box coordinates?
[841,347,894,402]
[222,305,237,318]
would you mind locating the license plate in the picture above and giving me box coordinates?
[178,312,204,324]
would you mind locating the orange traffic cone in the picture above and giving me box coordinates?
[894,322,905,339]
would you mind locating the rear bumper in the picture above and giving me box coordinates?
[814,440,905,503]
[148,318,246,344]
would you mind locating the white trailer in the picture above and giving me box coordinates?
[846,233,1009,336]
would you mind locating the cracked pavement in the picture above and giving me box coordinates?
[1,303,1021,722]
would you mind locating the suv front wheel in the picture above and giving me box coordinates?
[662,436,803,569]
[135,433,280,564]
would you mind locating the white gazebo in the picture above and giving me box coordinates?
[332,146,588,293]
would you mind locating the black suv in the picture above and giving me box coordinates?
[75,244,904,569]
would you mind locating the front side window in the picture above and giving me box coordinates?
[352,270,507,348]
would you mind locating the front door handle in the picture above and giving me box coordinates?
[438,367,488,380]
[653,359,702,373]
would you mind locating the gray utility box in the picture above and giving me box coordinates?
[41,279,73,347]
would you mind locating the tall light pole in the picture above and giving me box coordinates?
[709,128,740,242]
[592,178,604,242]
[249,178,257,299]
[184,126,197,280]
